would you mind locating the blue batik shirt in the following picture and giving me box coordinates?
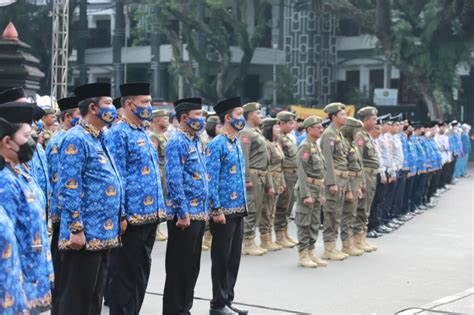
[0,165,53,311]
[57,120,123,251]
[449,132,463,157]
[25,144,51,208]
[164,129,209,220]
[412,135,427,173]
[45,129,67,224]
[401,133,415,174]
[105,117,165,224]
[426,138,442,170]
[206,132,247,217]
[0,205,29,315]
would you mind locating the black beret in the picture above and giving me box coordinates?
[213,97,242,116]
[0,102,33,124]
[0,87,26,104]
[58,97,78,112]
[74,83,111,102]
[119,82,151,97]
[174,97,202,113]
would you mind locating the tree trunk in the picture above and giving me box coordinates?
[416,79,443,120]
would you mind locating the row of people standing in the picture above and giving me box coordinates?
[0,83,253,315]
[367,118,471,238]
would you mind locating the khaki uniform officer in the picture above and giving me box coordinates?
[353,107,379,252]
[295,116,329,268]
[259,117,284,251]
[274,111,298,248]
[340,117,365,256]
[320,103,350,261]
[239,102,269,256]
[149,109,170,242]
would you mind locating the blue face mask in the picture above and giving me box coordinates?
[35,120,44,134]
[230,117,246,131]
[133,104,153,122]
[70,116,80,127]
[96,106,118,125]
[187,117,206,133]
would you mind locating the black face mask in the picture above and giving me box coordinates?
[407,130,413,137]
[12,137,37,164]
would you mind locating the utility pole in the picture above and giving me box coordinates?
[51,0,69,101]
[113,0,125,96]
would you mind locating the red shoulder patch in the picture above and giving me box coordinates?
[242,136,250,144]
[302,151,310,161]
[357,139,364,146]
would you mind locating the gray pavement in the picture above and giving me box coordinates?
[102,171,474,314]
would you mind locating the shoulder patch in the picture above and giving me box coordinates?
[357,139,364,146]
[242,136,250,144]
[302,151,310,161]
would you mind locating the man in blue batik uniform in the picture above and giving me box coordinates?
[56,83,124,315]
[207,97,248,315]
[105,83,165,315]
[45,96,80,315]
[162,97,209,315]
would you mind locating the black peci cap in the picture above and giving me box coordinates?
[74,83,111,102]
[174,97,202,114]
[119,82,151,97]
[0,87,26,104]
[213,97,242,116]
[58,97,79,112]
[0,101,34,124]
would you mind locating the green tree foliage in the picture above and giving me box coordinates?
[148,0,273,102]
[332,0,474,119]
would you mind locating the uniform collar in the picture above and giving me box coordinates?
[223,131,238,143]
[178,128,197,141]
[122,116,144,130]
[80,120,102,138]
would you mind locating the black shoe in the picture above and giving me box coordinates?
[397,216,409,222]
[392,218,404,225]
[418,205,428,210]
[367,231,379,238]
[210,305,237,315]
[375,226,389,234]
[386,222,398,229]
[382,225,394,232]
[227,304,248,315]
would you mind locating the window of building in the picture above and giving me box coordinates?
[369,69,384,90]
[346,70,360,91]
[337,18,361,36]
[89,19,111,48]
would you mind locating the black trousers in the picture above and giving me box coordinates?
[59,249,110,315]
[403,175,415,213]
[412,173,429,207]
[108,222,158,315]
[210,216,244,309]
[428,170,441,201]
[51,224,61,315]
[439,163,450,188]
[163,220,205,315]
[380,174,398,223]
[392,171,407,218]
[368,174,388,230]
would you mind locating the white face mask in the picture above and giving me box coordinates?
[435,126,440,134]
[425,131,432,138]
